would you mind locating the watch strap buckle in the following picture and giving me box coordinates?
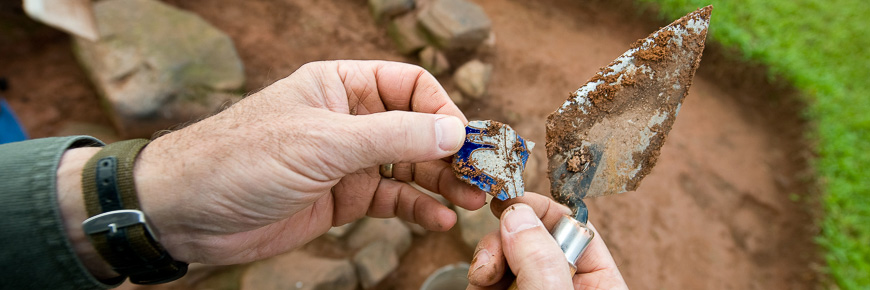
[82,209,154,236]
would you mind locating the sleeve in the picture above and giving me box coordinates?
[0,136,115,289]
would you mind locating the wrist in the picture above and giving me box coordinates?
[57,147,119,280]
[132,136,192,262]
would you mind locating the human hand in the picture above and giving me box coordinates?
[466,193,627,290]
[122,61,486,264]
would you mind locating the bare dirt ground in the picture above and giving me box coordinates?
[0,0,820,289]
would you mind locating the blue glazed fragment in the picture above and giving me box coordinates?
[452,120,534,201]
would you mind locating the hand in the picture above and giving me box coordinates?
[58,61,488,272]
[467,193,628,290]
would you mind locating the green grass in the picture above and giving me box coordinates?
[637,0,870,288]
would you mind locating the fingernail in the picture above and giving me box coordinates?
[435,116,465,152]
[469,248,491,277]
[502,204,542,234]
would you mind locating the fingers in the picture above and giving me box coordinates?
[332,61,467,121]
[490,193,572,231]
[470,194,627,289]
[574,221,628,289]
[468,232,507,286]
[392,160,487,210]
[468,193,572,288]
[366,178,457,231]
[334,111,465,168]
[499,203,573,289]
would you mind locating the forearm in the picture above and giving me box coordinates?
[56,147,119,280]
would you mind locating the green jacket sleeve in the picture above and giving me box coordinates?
[0,136,114,289]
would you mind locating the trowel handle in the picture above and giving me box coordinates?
[507,215,594,290]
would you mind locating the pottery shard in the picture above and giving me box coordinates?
[353,241,400,289]
[453,60,492,99]
[241,251,357,290]
[388,13,427,54]
[369,0,415,21]
[73,0,244,138]
[418,0,492,50]
[346,217,412,256]
[419,46,450,76]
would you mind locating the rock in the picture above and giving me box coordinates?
[477,31,497,55]
[453,60,493,99]
[346,217,412,256]
[387,14,427,55]
[326,221,358,240]
[353,241,399,289]
[418,46,450,76]
[456,195,499,249]
[369,0,415,21]
[73,0,244,138]
[241,251,357,290]
[418,0,492,50]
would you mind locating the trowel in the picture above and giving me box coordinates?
[538,5,712,283]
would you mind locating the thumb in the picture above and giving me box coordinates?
[335,111,465,166]
[500,203,573,289]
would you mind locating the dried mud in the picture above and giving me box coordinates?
[0,0,819,289]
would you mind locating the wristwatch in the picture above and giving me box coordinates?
[81,139,187,284]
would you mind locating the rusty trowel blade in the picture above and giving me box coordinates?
[545,6,712,207]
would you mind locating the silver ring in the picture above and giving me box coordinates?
[379,164,394,179]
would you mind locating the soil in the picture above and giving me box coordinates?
[0,0,819,289]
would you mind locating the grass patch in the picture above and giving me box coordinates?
[637,0,870,288]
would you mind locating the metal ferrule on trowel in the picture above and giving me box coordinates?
[543,5,712,278]
[549,201,594,275]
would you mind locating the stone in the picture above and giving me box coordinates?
[453,60,492,99]
[456,195,499,249]
[241,251,357,290]
[369,0,415,21]
[418,46,450,76]
[346,217,412,256]
[477,31,497,55]
[73,0,244,138]
[387,13,427,55]
[418,0,492,50]
[353,241,399,289]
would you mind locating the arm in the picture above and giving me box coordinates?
[0,136,112,289]
[53,61,485,280]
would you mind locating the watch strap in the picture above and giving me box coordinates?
[82,139,188,284]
